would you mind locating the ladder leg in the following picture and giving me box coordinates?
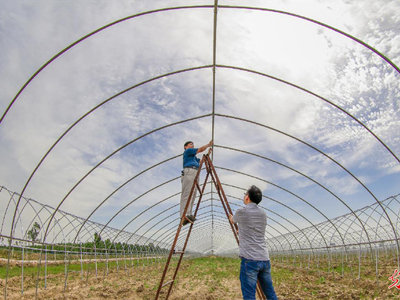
[155,156,209,300]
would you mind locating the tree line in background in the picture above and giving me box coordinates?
[1,223,169,255]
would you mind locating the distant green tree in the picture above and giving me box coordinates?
[94,232,102,246]
[104,238,112,250]
[27,222,40,245]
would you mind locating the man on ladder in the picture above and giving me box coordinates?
[180,140,213,225]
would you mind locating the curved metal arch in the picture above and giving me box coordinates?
[3,4,398,145]
[374,196,400,238]
[37,204,83,244]
[8,87,211,250]
[72,154,182,243]
[218,5,399,75]
[111,182,212,245]
[222,204,299,253]
[173,215,288,254]
[361,199,395,245]
[330,205,376,244]
[220,171,332,252]
[56,212,92,244]
[125,193,213,245]
[29,114,211,248]
[227,196,308,254]
[151,205,237,250]
[217,169,340,253]
[15,197,41,239]
[215,145,378,252]
[214,113,395,231]
[6,4,399,249]
[21,200,54,242]
[388,195,400,243]
[171,218,243,251]
[333,210,367,244]
[0,188,15,235]
[0,5,216,123]
[341,203,392,248]
[69,218,103,244]
[160,209,288,254]
[213,75,400,252]
[1,4,398,286]
[271,195,400,252]
[145,203,222,248]
[122,190,213,245]
[214,66,399,163]
[139,201,215,248]
[9,194,28,239]
[317,218,348,249]
[363,202,394,242]
[181,227,233,254]
[175,222,237,252]
[140,197,288,254]
[192,208,290,252]
[0,191,31,244]
[119,192,181,243]
[93,176,180,244]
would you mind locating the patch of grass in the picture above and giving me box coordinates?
[0,259,134,279]
[186,256,240,280]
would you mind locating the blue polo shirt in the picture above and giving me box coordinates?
[183,148,200,168]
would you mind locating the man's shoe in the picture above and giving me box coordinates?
[187,215,196,223]
[182,217,189,226]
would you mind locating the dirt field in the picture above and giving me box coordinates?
[1,256,400,299]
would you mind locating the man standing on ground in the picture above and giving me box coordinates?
[229,185,279,300]
[180,140,213,226]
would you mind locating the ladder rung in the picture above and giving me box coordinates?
[162,280,174,288]
[196,183,202,194]
[174,251,184,254]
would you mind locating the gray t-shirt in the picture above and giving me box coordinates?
[233,202,270,261]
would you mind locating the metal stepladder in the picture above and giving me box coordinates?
[154,152,267,300]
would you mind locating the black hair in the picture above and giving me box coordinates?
[184,141,193,148]
[247,185,262,204]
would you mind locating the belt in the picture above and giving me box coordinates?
[184,166,198,170]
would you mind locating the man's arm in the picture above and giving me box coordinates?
[229,208,242,224]
[196,140,213,154]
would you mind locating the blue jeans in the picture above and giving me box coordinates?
[240,258,278,300]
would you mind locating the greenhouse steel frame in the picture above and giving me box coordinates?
[1,2,399,299]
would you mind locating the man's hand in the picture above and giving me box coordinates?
[197,140,214,154]
[229,214,234,224]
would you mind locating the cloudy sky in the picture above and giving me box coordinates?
[0,0,399,251]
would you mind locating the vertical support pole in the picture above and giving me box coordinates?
[21,244,24,294]
[95,244,98,278]
[375,245,379,288]
[45,245,48,289]
[358,245,361,280]
[341,247,344,277]
[80,243,83,280]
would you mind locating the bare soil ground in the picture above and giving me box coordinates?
[1,257,400,299]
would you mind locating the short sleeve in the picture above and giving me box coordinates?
[186,148,198,155]
[232,207,245,224]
